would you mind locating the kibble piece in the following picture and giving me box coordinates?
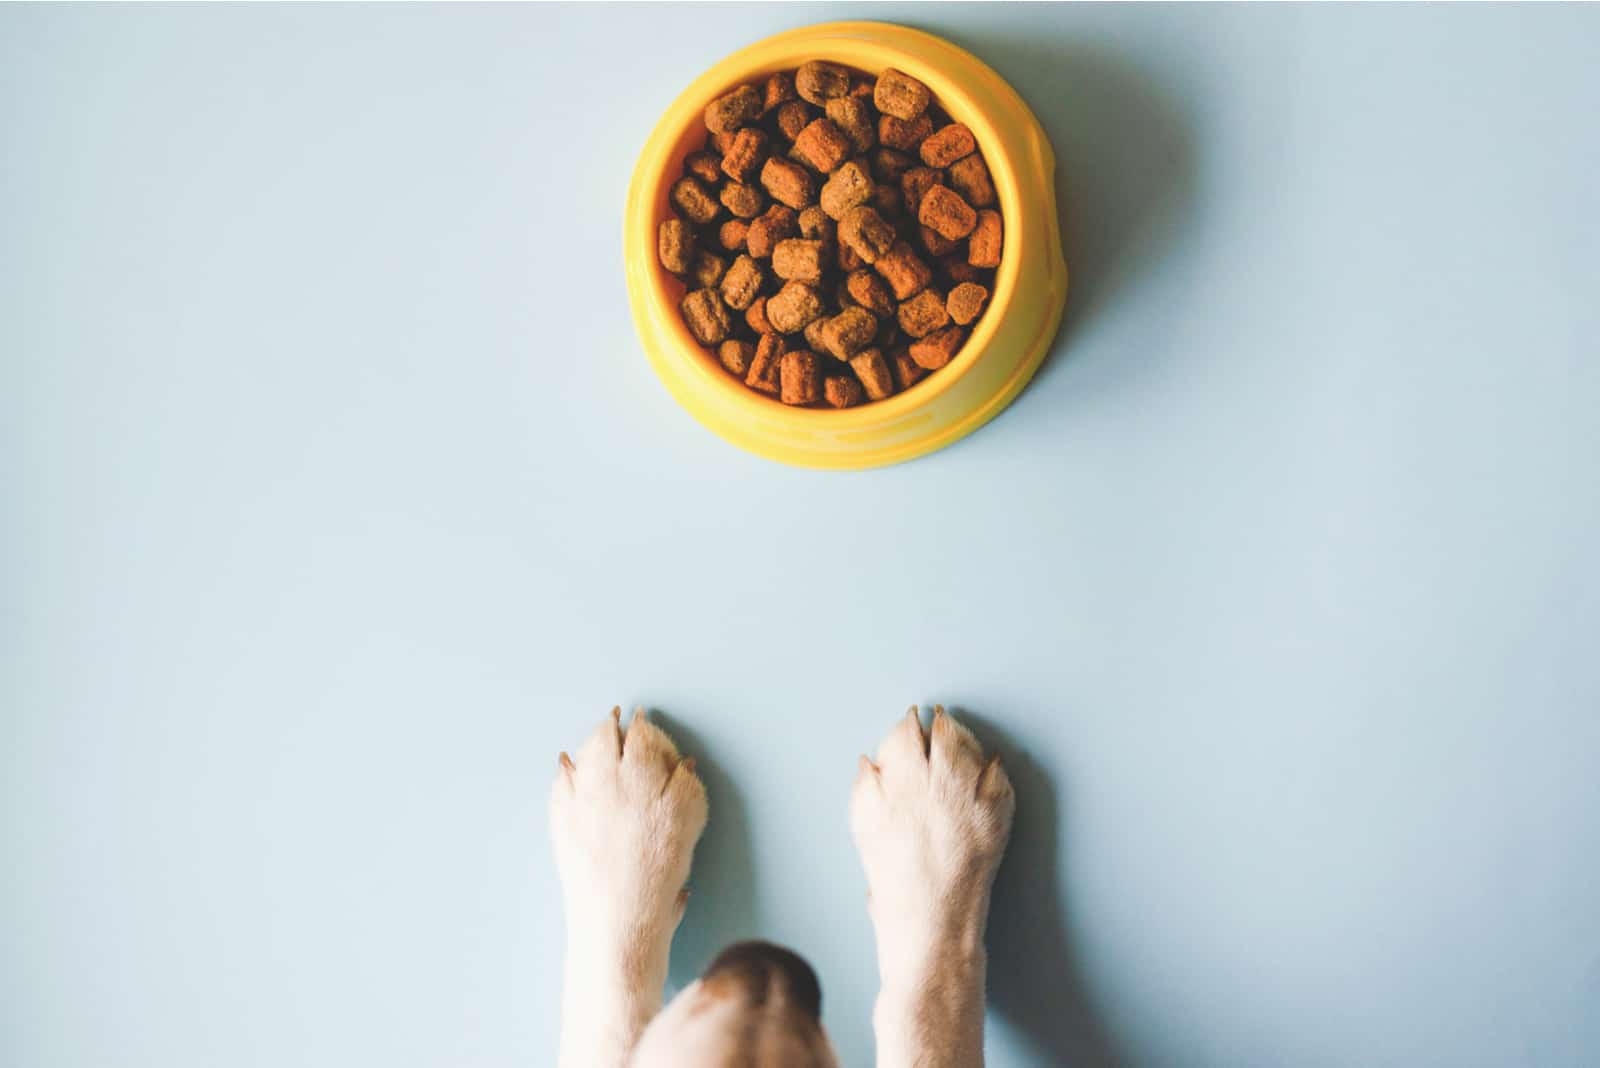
[873,68,931,121]
[918,183,977,241]
[763,72,797,114]
[766,280,826,334]
[719,218,749,251]
[846,269,895,317]
[775,100,815,141]
[920,224,959,257]
[746,334,785,394]
[898,288,950,338]
[704,84,762,134]
[849,348,895,400]
[720,182,766,219]
[721,128,770,183]
[920,123,977,167]
[803,316,830,355]
[825,96,877,154]
[819,159,875,220]
[720,254,764,310]
[909,324,964,369]
[968,209,1003,267]
[942,255,983,284]
[946,281,989,325]
[819,306,878,360]
[837,239,864,272]
[685,151,723,185]
[879,111,933,152]
[901,166,941,217]
[797,205,835,241]
[746,296,774,335]
[891,347,927,390]
[760,157,816,210]
[795,60,852,105]
[792,118,851,174]
[690,251,727,289]
[772,238,827,284]
[870,148,915,184]
[779,350,821,405]
[671,176,721,225]
[746,204,798,258]
[658,218,696,274]
[681,288,733,346]
[947,153,996,208]
[838,205,896,264]
[873,240,933,300]
[709,130,739,156]
[824,375,864,408]
[719,339,754,377]
[870,183,901,219]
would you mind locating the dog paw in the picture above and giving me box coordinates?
[550,707,708,942]
[850,706,1014,946]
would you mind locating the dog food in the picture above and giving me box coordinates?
[658,63,1005,407]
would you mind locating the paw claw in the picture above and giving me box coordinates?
[559,751,575,773]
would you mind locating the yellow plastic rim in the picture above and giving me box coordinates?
[625,21,1068,470]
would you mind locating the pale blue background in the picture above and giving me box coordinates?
[4,4,1598,1066]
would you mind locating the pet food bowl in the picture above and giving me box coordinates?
[624,20,1067,469]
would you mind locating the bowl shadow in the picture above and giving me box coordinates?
[651,709,761,995]
[954,707,1124,1067]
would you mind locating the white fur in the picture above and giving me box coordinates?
[550,705,1013,1067]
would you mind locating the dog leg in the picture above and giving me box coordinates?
[851,706,1015,1068]
[550,707,708,1068]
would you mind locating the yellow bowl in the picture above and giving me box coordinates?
[624,20,1068,470]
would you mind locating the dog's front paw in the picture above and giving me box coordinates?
[550,707,708,947]
[851,706,1014,958]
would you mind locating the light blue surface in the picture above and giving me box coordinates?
[5,4,1599,1066]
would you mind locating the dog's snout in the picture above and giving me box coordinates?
[702,940,822,1020]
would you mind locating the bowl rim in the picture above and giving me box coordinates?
[628,21,1027,427]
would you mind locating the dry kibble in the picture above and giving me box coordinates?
[772,238,827,284]
[846,269,895,317]
[838,205,896,264]
[946,282,988,325]
[920,123,977,167]
[719,218,749,251]
[824,375,864,408]
[825,96,877,154]
[760,157,816,210]
[775,99,815,141]
[909,325,964,369]
[947,153,996,208]
[766,280,826,333]
[898,288,950,338]
[719,339,754,377]
[746,204,798,258]
[720,181,765,219]
[819,306,878,360]
[779,350,820,405]
[667,59,1005,406]
[690,251,727,289]
[746,334,784,394]
[918,183,977,241]
[720,254,764,311]
[685,151,723,185]
[819,160,875,220]
[746,296,774,335]
[795,60,852,105]
[797,205,835,241]
[721,128,769,183]
[704,84,761,134]
[681,289,732,346]
[791,118,852,174]
[849,348,896,400]
[873,241,933,300]
[873,68,931,121]
[879,111,933,152]
[658,218,695,274]
[968,209,1003,267]
[671,176,721,225]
